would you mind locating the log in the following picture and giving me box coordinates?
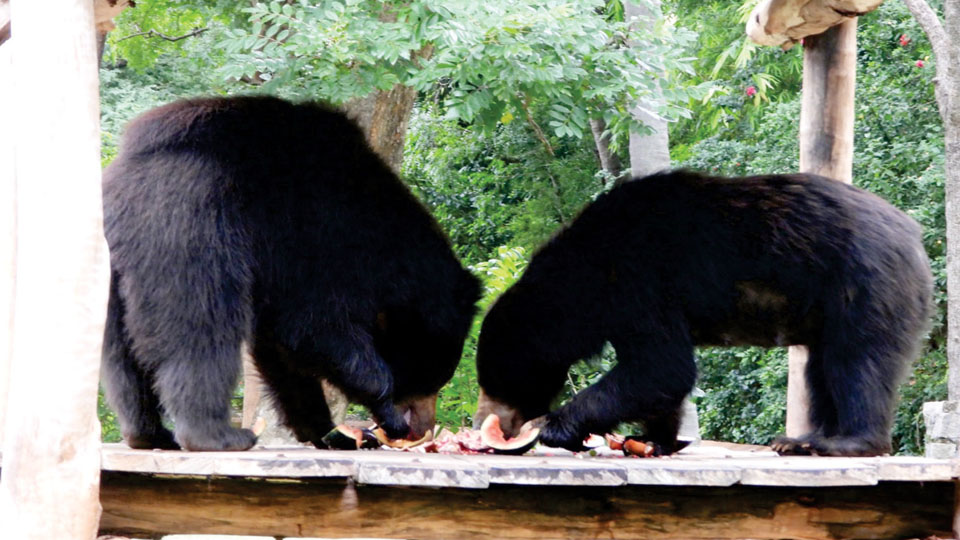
[747,0,882,48]
[98,472,954,540]
[0,0,109,538]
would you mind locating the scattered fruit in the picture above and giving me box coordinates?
[604,433,625,451]
[373,427,434,449]
[583,434,607,449]
[321,425,381,450]
[622,438,657,458]
[479,414,540,455]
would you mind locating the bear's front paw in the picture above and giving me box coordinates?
[291,421,337,449]
[373,413,411,441]
[538,415,587,452]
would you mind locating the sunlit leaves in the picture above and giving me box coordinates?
[217,0,706,146]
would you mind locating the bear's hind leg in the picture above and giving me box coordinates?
[773,338,900,457]
[151,344,257,451]
[120,258,256,451]
[102,272,178,450]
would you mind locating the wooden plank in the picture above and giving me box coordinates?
[472,454,627,486]
[737,457,877,486]
[354,452,488,488]
[620,459,742,487]
[97,472,955,540]
[94,445,960,487]
[872,456,957,482]
[101,446,356,478]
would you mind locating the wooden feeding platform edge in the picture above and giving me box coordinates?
[3,443,959,539]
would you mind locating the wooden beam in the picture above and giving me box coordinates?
[97,472,954,540]
[747,0,882,47]
[0,0,109,538]
[786,18,858,439]
[91,444,960,487]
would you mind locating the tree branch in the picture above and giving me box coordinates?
[519,93,555,157]
[116,25,208,43]
[589,117,623,184]
[901,0,951,117]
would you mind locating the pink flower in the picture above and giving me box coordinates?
[745,85,757,97]
[916,59,925,68]
[899,34,911,47]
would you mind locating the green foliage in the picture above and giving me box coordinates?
[218,0,707,148]
[98,390,123,443]
[100,55,220,165]
[435,247,528,428]
[666,0,803,158]
[105,0,239,70]
[404,104,606,264]
[678,98,800,175]
[695,348,788,445]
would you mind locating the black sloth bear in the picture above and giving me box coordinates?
[102,96,479,451]
[475,170,932,457]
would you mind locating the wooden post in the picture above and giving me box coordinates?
[0,36,12,449]
[0,0,109,538]
[787,18,858,437]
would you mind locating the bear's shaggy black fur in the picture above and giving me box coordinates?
[102,96,479,451]
[476,170,932,456]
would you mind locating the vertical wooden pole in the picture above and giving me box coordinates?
[0,39,12,449]
[787,18,858,437]
[0,0,109,538]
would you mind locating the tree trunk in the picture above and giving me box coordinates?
[342,84,419,173]
[589,117,623,182]
[625,0,670,178]
[0,1,109,539]
[898,0,959,401]
[948,103,960,403]
[788,18,858,438]
[948,0,960,401]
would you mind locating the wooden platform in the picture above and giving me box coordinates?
[8,443,960,539]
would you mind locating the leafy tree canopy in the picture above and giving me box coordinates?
[108,0,708,150]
